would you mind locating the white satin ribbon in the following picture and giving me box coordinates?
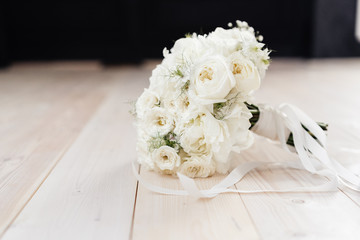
[132,161,338,199]
[133,103,360,198]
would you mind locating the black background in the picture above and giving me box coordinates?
[1,0,360,67]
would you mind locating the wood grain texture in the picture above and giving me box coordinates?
[235,139,360,240]
[0,71,106,235]
[0,59,359,240]
[1,68,147,240]
[132,170,259,240]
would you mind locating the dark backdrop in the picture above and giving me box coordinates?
[1,0,360,67]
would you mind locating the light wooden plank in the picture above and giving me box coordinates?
[235,139,360,239]
[132,169,260,240]
[1,68,147,240]
[0,71,107,235]
[327,122,360,207]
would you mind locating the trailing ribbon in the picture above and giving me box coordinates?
[133,103,360,198]
[260,103,360,191]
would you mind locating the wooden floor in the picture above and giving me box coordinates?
[1,59,360,240]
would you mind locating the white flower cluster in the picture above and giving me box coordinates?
[135,21,270,178]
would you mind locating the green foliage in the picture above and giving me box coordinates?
[213,93,241,120]
[214,102,226,110]
[244,102,328,148]
[148,132,181,152]
[262,59,270,65]
[181,80,190,94]
[127,100,137,118]
[169,66,184,78]
[245,102,260,128]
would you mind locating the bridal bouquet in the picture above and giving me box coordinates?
[133,20,360,197]
[135,21,270,178]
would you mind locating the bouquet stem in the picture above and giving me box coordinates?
[245,103,328,147]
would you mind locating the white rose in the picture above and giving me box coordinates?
[136,89,160,119]
[179,155,215,178]
[170,37,205,63]
[179,108,227,155]
[207,27,242,55]
[162,97,176,113]
[228,52,261,95]
[211,121,232,164]
[163,93,191,117]
[144,107,175,136]
[210,27,256,43]
[210,101,254,170]
[213,118,253,168]
[148,65,171,96]
[180,125,211,155]
[189,55,236,105]
[219,102,253,157]
[152,146,181,174]
[227,106,254,154]
[209,27,239,41]
[238,29,257,43]
[174,94,191,113]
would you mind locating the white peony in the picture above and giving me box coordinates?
[144,107,175,136]
[189,55,236,105]
[228,52,261,95]
[152,146,181,174]
[136,89,160,119]
[179,155,216,178]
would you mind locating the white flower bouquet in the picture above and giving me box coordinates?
[135,21,269,177]
[133,21,360,195]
